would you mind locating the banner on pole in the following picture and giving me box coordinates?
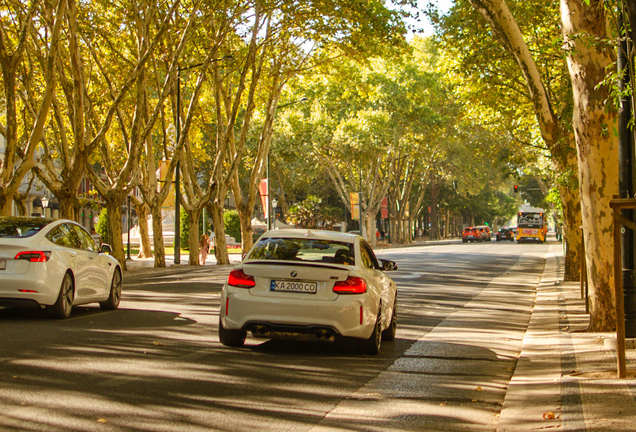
[157,160,176,210]
[259,179,268,219]
[381,197,388,219]
[350,192,360,219]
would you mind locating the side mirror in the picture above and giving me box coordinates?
[100,244,113,254]
[380,259,398,271]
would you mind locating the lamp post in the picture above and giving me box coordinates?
[267,97,308,230]
[41,196,49,218]
[174,55,233,264]
[126,195,132,260]
[272,198,278,229]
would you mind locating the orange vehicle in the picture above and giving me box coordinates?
[462,227,481,243]
[516,211,548,243]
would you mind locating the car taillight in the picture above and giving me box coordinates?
[14,251,51,262]
[227,269,255,288]
[333,277,367,294]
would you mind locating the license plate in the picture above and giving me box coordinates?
[270,280,317,294]
[0,260,5,270]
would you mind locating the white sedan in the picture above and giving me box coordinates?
[219,229,398,354]
[0,217,122,318]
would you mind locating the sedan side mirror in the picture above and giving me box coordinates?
[100,244,113,254]
[380,259,398,271]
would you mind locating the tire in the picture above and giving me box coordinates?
[382,299,397,342]
[219,317,246,347]
[359,309,382,355]
[50,273,74,319]
[100,268,122,310]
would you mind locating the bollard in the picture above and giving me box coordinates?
[624,269,636,338]
[580,226,588,312]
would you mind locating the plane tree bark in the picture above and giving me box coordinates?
[561,0,618,330]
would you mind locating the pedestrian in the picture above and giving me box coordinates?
[199,232,210,265]
[90,227,102,247]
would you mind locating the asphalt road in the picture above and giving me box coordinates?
[0,239,555,431]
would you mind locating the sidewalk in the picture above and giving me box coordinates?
[123,252,242,274]
[499,248,636,431]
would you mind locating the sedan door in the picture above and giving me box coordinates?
[45,224,93,301]
[71,224,110,297]
[360,240,396,326]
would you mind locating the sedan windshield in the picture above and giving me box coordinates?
[248,237,355,264]
[0,217,52,238]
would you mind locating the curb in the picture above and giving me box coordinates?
[497,247,563,431]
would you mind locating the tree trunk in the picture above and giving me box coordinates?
[210,202,230,265]
[236,204,255,254]
[366,214,376,247]
[13,195,26,216]
[150,205,167,268]
[560,184,582,281]
[135,201,152,258]
[561,0,618,331]
[188,208,203,265]
[56,194,79,221]
[430,190,439,240]
[106,198,126,271]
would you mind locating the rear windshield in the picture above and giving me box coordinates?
[0,217,53,238]
[248,237,355,264]
[518,213,544,227]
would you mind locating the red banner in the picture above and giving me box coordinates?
[381,197,388,219]
[259,179,268,219]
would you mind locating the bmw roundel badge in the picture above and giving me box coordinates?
[291,271,298,278]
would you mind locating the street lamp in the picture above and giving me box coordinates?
[126,194,132,261]
[41,196,49,218]
[272,198,278,229]
[267,97,308,230]
[174,54,234,264]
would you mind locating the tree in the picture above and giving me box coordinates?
[561,0,618,330]
[227,0,413,253]
[445,0,616,329]
[0,0,66,215]
[432,0,582,280]
[83,0,184,269]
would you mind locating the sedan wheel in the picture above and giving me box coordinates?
[359,309,382,355]
[50,273,74,319]
[381,299,397,342]
[100,269,122,310]
[218,317,247,347]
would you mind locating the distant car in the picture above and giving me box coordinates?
[462,227,481,243]
[496,228,514,242]
[219,229,398,354]
[0,217,122,319]
[476,225,491,241]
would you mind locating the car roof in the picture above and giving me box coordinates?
[259,229,359,243]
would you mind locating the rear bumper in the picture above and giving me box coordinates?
[221,288,378,340]
[0,267,63,306]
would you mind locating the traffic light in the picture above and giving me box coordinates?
[514,185,518,193]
